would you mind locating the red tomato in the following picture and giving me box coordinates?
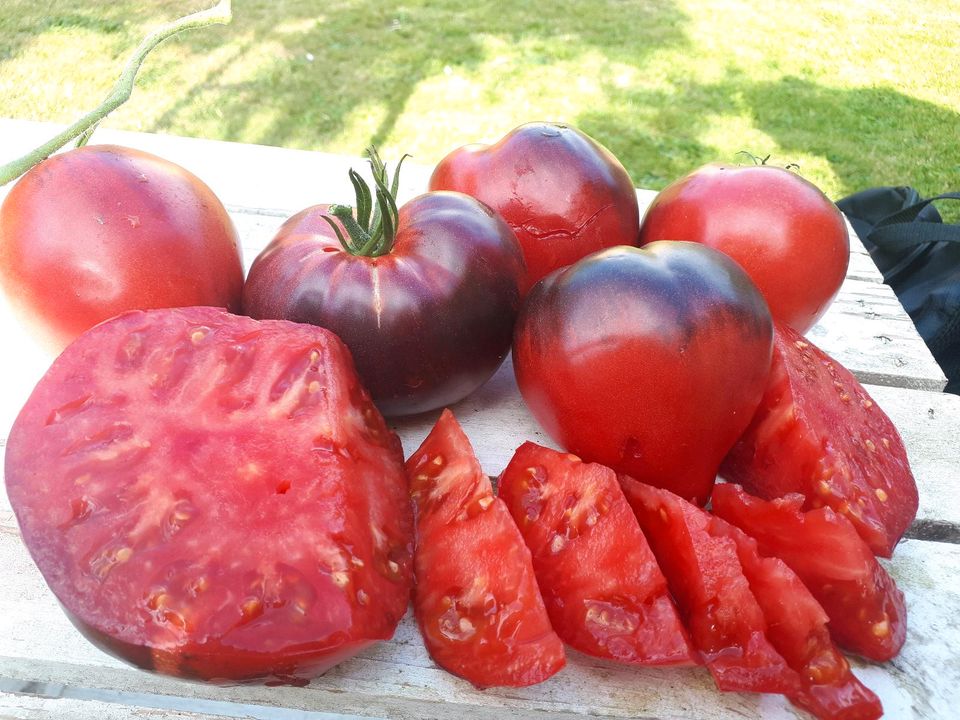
[618,476,799,695]
[498,443,696,666]
[243,191,524,417]
[513,242,773,505]
[720,323,918,557]
[4,307,413,684]
[638,163,849,333]
[0,145,244,351]
[405,411,565,688]
[429,122,639,295]
[712,484,907,662]
[710,516,883,720]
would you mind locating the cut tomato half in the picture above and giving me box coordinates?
[720,323,917,557]
[405,410,565,688]
[5,307,414,684]
[498,442,696,666]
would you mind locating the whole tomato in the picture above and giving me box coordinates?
[0,144,244,351]
[637,163,849,333]
[242,151,525,417]
[513,242,773,505]
[429,122,639,296]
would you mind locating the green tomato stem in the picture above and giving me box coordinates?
[0,1,233,187]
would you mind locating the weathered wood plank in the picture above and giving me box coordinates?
[0,692,245,719]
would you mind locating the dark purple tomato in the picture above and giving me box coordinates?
[513,242,773,505]
[242,191,525,417]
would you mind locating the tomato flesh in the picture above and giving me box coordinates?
[720,323,918,557]
[5,307,413,684]
[712,483,907,662]
[405,411,565,688]
[498,443,696,666]
[618,477,798,695]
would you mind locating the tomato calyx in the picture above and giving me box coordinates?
[323,147,410,257]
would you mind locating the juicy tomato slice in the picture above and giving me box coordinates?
[405,410,565,688]
[5,307,414,684]
[618,476,799,695]
[711,483,907,662]
[710,517,882,720]
[720,323,918,557]
[498,442,696,666]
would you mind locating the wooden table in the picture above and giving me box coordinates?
[1,119,958,719]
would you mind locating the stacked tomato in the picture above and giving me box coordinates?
[1,122,918,718]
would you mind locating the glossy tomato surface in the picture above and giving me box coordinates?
[243,192,524,417]
[405,411,565,688]
[712,484,906,662]
[619,477,798,695]
[720,323,918,557]
[710,515,883,720]
[429,122,639,295]
[513,242,773,505]
[638,164,849,333]
[5,307,413,684]
[0,145,243,351]
[498,442,696,666]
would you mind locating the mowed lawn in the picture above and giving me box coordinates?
[1,0,958,203]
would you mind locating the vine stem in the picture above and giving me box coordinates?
[0,0,233,187]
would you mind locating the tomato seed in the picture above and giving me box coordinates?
[875,488,889,502]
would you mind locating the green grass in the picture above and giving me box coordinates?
[1,0,958,205]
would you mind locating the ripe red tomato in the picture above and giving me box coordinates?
[5,307,414,684]
[0,145,244,351]
[405,410,565,688]
[513,242,773,505]
[429,122,639,296]
[720,323,918,557]
[243,187,525,417]
[712,484,907,663]
[619,477,799,695]
[638,163,849,333]
[498,442,696,666]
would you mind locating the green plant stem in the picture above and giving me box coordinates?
[0,0,232,187]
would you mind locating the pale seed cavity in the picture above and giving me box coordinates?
[872,619,890,638]
[550,534,567,553]
[875,488,889,502]
[357,589,370,606]
[864,438,877,452]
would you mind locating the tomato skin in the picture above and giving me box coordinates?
[720,323,918,557]
[498,442,697,666]
[243,192,525,417]
[405,411,565,688]
[0,145,244,351]
[429,122,639,296]
[5,307,413,684]
[638,164,849,333]
[513,242,773,505]
[712,484,907,662]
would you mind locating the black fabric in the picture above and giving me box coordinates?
[836,187,960,394]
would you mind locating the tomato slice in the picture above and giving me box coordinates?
[497,442,696,666]
[710,517,883,720]
[5,307,414,684]
[618,476,799,695]
[405,411,565,688]
[720,323,918,557]
[711,483,907,662]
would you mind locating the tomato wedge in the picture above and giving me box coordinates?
[498,443,696,666]
[720,323,918,557]
[710,517,882,720]
[712,483,907,662]
[405,411,565,688]
[618,477,798,695]
[5,307,414,684]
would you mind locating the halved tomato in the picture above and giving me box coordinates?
[720,323,918,557]
[711,483,907,662]
[710,517,882,720]
[498,442,696,666]
[618,476,799,695]
[405,411,565,688]
[5,307,414,684]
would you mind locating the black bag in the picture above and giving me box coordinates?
[836,187,960,394]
